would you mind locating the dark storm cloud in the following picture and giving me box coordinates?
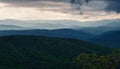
[105,0,120,13]
[71,0,120,13]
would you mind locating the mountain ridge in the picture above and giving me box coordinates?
[0,29,94,40]
[89,30,120,48]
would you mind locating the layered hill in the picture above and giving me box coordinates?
[89,30,120,48]
[0,29,94,40]
[0,29,120,48]
[0,25,25,30]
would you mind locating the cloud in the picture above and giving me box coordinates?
[0,0,70,11]
[0,0,119,21]
[71,0,120,13]
[0,0,120,13]
[105,0,120,13]
[0,0,39,2]
[0,0,68,4]
[0,0,78,15]
[0,0,61,9]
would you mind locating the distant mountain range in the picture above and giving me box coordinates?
[0,19,120,30]
[0,29,94,40]
[0,19,120,48]
[0,29,120,48]
[89,30,120,48]
[0,23,120,35]
[0,19,119,68]
[77,26,120,34]
[0,25,26,30]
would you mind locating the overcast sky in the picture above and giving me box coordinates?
[0,0,120,21]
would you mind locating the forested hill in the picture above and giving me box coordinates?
[0,35,112,69]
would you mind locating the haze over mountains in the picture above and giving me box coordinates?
[0,25,26,30]
[0,19,120,30]
[0,19,120,37]
[0,29,94,40]
[0,19,120,48]
[89,30,120,48]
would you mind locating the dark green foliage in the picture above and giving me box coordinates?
[73,50,120,69]
[0,35,113,69]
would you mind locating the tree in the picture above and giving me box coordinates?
[72,53,97,69]
[72,50,120,69]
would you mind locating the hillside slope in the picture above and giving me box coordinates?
[0,35,112,69]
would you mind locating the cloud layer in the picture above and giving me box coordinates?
[105,0,120,13]
[71,0,120,13]
[0,0,119,21]
[0,0,120,13]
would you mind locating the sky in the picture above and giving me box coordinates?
[0,0,120,21]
